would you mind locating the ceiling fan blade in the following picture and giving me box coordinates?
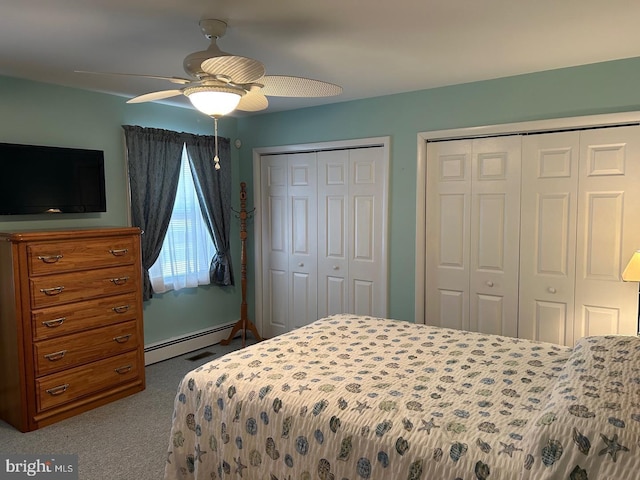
[75,70,193,85]
[200,55,266,84]
[126,89,184,104]
[236,90,268,112]
[260,75,342,97]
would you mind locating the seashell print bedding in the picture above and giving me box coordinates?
[519,334,640,479]
[164,314,640,480]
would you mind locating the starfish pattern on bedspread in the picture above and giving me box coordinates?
[598,433,629,462]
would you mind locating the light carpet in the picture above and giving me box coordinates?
[0,337,252,480]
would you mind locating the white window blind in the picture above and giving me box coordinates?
[148,146,217,293]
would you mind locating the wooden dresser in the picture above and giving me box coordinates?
[0,227,145,432]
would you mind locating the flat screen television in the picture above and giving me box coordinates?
[0,142,106,215]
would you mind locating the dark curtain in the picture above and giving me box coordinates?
[123,125,184,300]
[184,133,234,286]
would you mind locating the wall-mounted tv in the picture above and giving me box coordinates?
[0,142,106,215]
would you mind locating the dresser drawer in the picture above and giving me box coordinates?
[27,236,136,276]
[34,320,139,376]
[31,293,138,341]
[30,265,137,309]
[35,350,140,412]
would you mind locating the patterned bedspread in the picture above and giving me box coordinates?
[164,314,640,480]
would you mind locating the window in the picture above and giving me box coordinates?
[148,146,217,293]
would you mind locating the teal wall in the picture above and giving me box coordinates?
[0,75,242,345]
[236,57,640,323]
[2,56,640,344]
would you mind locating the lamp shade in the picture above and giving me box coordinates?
[622,250,640,281]
[184,86,243,117]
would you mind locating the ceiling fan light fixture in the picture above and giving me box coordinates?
[87,19,341,115]
[184,85,244,117]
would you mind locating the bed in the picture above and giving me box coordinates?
[164,314,640,480]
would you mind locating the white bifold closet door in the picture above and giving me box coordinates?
[426,124,640,345]
[518,132,578,344]
[261,152,318,339]
[519,125,640,345]
[316,148,386,319]
[261,146,387,338]
[425,136,521,336]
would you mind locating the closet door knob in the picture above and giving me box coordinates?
[298,262,304,267]
[486,281,494,287]
[333,265,339,270]
[548,287,557,294]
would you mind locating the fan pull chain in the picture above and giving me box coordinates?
[213,117,221,170]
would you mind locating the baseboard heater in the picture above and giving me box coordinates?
[144,321,235,365]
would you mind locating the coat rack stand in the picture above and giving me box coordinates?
[221,182,264,347]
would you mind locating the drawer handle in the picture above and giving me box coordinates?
[46,384,69,396]
[113,334,132,344]
[109,248,129,256]
[40,286,64,296]
[37,254,63,264]
[110,276,129,286]
[112,305,130,314]
[115,365,132,374]
[44,350,67,361]
[42,317,66,328]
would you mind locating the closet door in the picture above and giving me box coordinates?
[469,137,521,337]
[426,137,521,335]
[573,125,640,343]
[349,147,386,315]
[262,155,289,338]
[261,153,317,338]
[425,140,472,330]
[519,126,640,345]
[317,147,386,318]
[317,150,349,316]
[288,153,318,329]
[519,132,580,345]
[425,122,640,344]
[260,143,388,337]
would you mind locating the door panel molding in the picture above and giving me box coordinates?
[417,111,640,325]
[254,137,390,337]
[418,113,640,345]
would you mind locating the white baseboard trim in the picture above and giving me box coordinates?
[144,321,236,365]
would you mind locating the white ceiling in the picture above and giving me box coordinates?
[2,0,640,116]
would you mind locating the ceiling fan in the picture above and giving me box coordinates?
[79,19,342,117]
